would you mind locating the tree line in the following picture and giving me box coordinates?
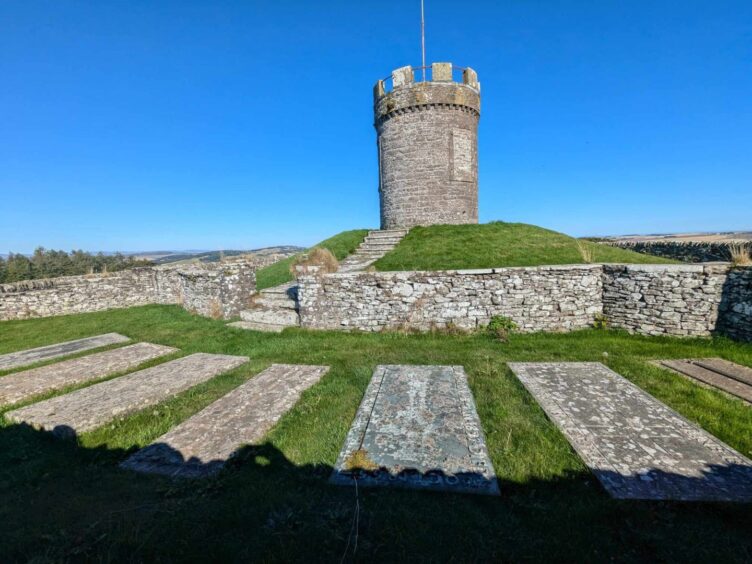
[0,248,153,284]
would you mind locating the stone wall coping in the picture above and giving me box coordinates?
[0,261,258,294]
[321,264,604,280]
[306,262,749,282]
[607,263,735,274]
[0,267,158,294]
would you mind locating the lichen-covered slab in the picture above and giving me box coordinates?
[6,353,248,438]
[658,360,752,403]
[0,343,177,407]
[331,365,499,495]
[509,362,752,501]
[0,333,129,371]
[121,364,329,478]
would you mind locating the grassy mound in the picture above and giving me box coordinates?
[255,229,370,290]
[373,222,677,271]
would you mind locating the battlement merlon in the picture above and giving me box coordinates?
[373,63,481,124]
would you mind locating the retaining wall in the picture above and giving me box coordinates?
[298,265,603,332]
[178,263,256,319]
[298,263,752,341]
[0,263,256,321]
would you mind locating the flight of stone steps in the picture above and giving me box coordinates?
[230,229,408,332]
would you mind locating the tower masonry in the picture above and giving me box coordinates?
[374,62,480,229]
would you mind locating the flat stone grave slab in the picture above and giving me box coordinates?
[330,365,500,495]
[6,353,248,438]
[0,343,178,407]
[509,362,752,501]
[0,333,129,371]
[121,364,329,478]
[656,359,752,404]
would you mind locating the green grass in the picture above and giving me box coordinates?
[374,222,678,271]
[2,306,752,561]
[255,229,370,290]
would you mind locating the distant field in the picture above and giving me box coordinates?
[373,222,677,271]
[148,246,303,265]
[607,231,752,244]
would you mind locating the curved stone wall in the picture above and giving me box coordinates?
[374,64,480,229]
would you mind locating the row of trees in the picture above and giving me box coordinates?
[0,248,153,284]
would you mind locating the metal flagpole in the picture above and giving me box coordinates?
[421,0,426,81]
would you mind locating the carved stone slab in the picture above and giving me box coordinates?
[0,342,177,407]
[0,333,129,371]
[6,353,248,438]
[657,359,752,404]
[121,364,329,478]
[331,365,499,495]
[509,362,752,501]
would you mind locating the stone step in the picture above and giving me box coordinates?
[367,229,408,237]
[240,307,299,326]
[0,333,130,372]
[0,342,177,407]
[253,295,298,310]
[227,320,290,333]
[261,283,298,298]
[659,360,752,404]
[121,364,329,477]
[358,244,399,252]
[361,238,402,245]
[6,353,249,438]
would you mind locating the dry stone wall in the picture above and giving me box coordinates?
[178,263,255,319]
[716,267,752,342]
[298,265,603,332]
[602,264,728,337]
[298,264,752,342]
[605,241,751,263]
[602,264,752,341]
[0,263,255,321]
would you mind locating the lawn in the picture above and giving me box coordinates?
[374,222,678,271]
[255,229,370,290]
[1,305,752,561]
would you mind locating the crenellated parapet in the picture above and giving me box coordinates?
[373,63,481,125]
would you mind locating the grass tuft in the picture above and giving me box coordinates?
[729,243,752,266]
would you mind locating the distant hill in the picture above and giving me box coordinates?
[137,246,304,265]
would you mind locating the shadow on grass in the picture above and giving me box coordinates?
[3,422,752,562]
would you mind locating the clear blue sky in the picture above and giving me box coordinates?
[1,1,750,253]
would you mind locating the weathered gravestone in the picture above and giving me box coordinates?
[121,364,329,478]
[0,342,177,406]
[331,365,499,495]
[0,333,129,371]
[7,353,248,438]
[509,362,752,501]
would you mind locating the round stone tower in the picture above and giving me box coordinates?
[374,62,480,229]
